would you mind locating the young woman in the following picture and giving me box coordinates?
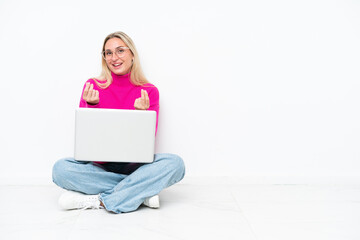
[52,31,185,214]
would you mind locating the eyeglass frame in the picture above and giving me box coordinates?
[101,46,130,60]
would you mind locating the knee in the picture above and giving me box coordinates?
[52,158,73,186]
[166,154,186,181]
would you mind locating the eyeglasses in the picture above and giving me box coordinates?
[102,46,130,60]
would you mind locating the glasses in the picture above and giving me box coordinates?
[102,46,130,60]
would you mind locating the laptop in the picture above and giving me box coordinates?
[74,108,156,163]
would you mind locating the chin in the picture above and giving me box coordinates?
[111,68,130,76]
[111,70,123,75]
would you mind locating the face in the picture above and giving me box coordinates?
[104,37,134,75]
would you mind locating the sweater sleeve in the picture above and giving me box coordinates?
[145,85,160,134]
[79,79,100,108]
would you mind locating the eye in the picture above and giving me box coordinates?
[117,49,125,54]
[105,51,112,56]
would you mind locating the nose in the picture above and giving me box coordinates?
[111,52,120,61]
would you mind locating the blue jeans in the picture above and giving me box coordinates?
[52,153,185,213]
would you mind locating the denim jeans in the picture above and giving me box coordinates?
[52,153,185,213]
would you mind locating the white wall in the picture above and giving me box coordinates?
[0,0,359,184]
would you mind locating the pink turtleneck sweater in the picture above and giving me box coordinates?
[79,72,160,133]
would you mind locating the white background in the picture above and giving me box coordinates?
[0,0,359,184]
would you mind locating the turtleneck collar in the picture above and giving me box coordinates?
[111,72,132,86]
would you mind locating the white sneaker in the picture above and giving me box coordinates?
[58,191,101,210]
[143,195,160,209]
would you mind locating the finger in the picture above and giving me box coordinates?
[144,90,150,107]
[141,90,148,106]
[88,84,95,98]
[141,89,145,100]
[85,83,93,99]
[137,98,146,109]
[95,90,99,100]
[91,89,97,99]
[134,98,140,108]
[83,82,90,99]
[85,82,90,91]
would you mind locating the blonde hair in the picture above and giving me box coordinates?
[94,31,149,89]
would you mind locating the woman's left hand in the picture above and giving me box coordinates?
[134,89,150,110]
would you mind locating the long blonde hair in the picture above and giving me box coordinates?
[94,31,149,89]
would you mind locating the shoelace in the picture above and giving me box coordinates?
[78,195,101,210]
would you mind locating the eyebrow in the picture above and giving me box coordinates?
[105,46,126,51]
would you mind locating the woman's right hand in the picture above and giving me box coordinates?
[82,82,99,105]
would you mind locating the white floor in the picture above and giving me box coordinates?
[1,178,360,240]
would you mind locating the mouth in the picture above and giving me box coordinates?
[112,63,123,69]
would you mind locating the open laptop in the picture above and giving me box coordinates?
[74,108,156,163]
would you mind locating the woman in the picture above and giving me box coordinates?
[52,31,185,214]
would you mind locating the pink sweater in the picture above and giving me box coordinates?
[79,72,160,133]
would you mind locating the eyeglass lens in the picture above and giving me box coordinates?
[103,47,127,59]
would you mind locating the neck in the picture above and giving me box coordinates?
[111,72,131,86]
